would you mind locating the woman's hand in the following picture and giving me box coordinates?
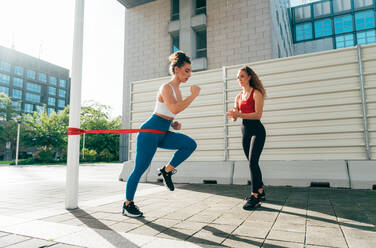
[227,108,239,121]
[171,121,182,130]
[190,85,201,98]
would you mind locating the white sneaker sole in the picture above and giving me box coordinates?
[122,210,143,218]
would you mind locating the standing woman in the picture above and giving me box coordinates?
[123,51,200,217]
[227,66,266,210]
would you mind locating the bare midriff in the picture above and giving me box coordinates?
[154,112,174,121]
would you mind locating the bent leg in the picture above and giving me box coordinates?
[158,131,197,167]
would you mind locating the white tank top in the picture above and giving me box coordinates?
[153,84,177,118]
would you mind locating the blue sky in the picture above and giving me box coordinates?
[0,0,124,117]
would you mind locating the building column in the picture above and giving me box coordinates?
[179,0,195,58]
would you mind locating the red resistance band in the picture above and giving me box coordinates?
[68,127,167,135]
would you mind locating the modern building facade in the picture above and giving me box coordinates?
[116,0,376,160]
[291,0,376,55]
[0,45,70,116]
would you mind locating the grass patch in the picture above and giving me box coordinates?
[0,161,12,164]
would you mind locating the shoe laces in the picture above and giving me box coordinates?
[128,202,139,210]
[245,195,258,201]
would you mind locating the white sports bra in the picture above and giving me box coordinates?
[153,84,177,118]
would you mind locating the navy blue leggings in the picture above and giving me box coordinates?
[126,114,197,200]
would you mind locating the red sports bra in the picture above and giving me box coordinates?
[239,88,255,113]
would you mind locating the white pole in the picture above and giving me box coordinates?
[15,123,20,165]
[82,133,85,160]
[66,0,85,210]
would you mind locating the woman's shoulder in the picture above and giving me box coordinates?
[236,91,242,99]
[252,89,263,99]
[160,82,172,91]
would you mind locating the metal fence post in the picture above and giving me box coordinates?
[356,45,371,160]
[223,66,229,161]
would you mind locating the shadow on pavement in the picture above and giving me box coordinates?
[69,208,140,248]
[176,184,376,232]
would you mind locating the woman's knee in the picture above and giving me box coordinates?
[189,139,197,152]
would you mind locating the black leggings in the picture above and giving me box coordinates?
[241,119,266,193]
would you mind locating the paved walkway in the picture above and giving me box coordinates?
[0,164,375,248]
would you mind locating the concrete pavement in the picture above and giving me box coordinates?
[0,163,375,248]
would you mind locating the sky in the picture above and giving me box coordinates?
[0,0,125,118]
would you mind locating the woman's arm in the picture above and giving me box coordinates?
[231,93,241,121]
[161,84,200,115]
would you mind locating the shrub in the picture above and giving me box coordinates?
[99,148,115,162]
[33,148,55,163]
[81,148,97,162]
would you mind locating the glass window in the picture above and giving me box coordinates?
[195,0,206,15]
[354,0,374,9]
[334,15,353,34]
[0,61,11,73]
[355,10,375,31]
[49,76,57,85]
[333,0,351,13]
[59,79,66,88]
[12,101,21,112]
[171,0,179,21]
[38,73,47,83]
[336,33,354,48]
[13,77,23,88]
[357,30,376,44]
[26,82,41,93]
[196,29,207,58]
[294,5,311,22]
[48,97,56,106]
[47,108,55,115]
[36,105,44,114]
[12,89,22,100]
[0,73,10,85]
[48,86,56,96]
[58,89,66,98]
[24,103,33,113]
[315,19,333,38]
[171,34,179,53]
[58,99,65,108]
[25,92,41,103]
[296,22,313,41]
[14,66,24,76]
[0,86,9,96]
[314,1,331,17]
[26,69,36,80]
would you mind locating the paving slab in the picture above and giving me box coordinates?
[1,164,376,248]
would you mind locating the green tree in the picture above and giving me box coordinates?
[22,106,69,159]
[0,93,19,160]
[80,101,120,161]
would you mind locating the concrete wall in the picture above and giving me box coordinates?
[207,0,273,69]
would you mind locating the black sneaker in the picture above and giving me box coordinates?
[122,202,143,217]
[243,195,261,210]
[157,167,176,191]
[259,189,266,202]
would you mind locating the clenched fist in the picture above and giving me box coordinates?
[190,85,201,97]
